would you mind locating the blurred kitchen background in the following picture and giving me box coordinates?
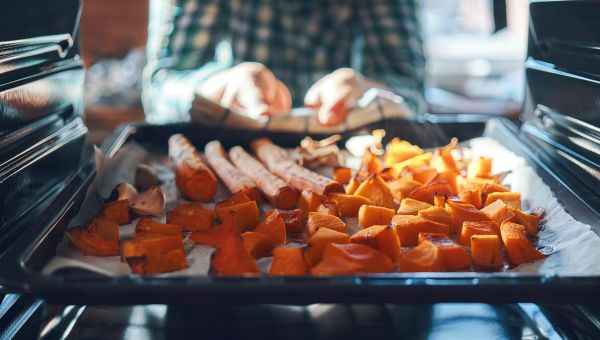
[82,0,529,143]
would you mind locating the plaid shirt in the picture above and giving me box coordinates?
[143,0,425,123]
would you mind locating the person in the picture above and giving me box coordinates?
[142,0,425,127]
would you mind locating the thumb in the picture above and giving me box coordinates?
[317,86,353,126]
[237,85,271,119]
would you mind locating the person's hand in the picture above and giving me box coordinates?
[304,68,388,126]
[198,62,292,119]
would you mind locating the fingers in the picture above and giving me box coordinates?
[317,85,353,126]
[271,79,292,114]
[304,78,324,108]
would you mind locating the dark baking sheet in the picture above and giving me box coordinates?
[1,115,600,305]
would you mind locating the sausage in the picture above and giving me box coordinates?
[204,140,261,201]
[168,134,217,201]
[251,138,345,196]
[229,146,298,209]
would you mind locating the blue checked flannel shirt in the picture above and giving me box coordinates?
[143,0,426,123]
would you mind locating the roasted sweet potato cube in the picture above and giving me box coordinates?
[445,199,491,232]
[350,225,401,262]
[305,227,350,266]
[510,209,541,236]
[408,182,453,205]
[458,189,482,209]
[215,200,260,232]
[418,233,470,270]
[481,183,510,203]
[500,221,545,265]
[329,193,373,217]
[430,141,459,173]
[99,200,131,225]
[467,156,493,179]
[433,194,446,208]
[484,192,521,209]
[269,247,309,276]
[399,241,444,272]
[358,205,395,228]
[242,231,274,258]
[387,178,422,201]
[87,218,120,242]
[307,212,346,236]
[189,221,239,247]
[384,138,424,166]
[396,198,432,216]
[299,189,327,213]
[481,199,516,226]
[345,177,361,195]
[215,191,252,210]
[255,210,286,245]
[210,235,260,275]
[311,256,363,275]
[166,202,214,232]
[121,233,187,274]
[135,217,183,236]
[405,165,438,184]
[417,206,454,227]
[128,248,188,275]
[391,215,450,246]
[470,234,503,268]
[459,220,499,245]
[427,171,458,195]
[279,209,306,233]
[362,147,382,175]
[458,176,495,192]
[333,167,353,184]
[316,199,340,217]
[67,226,119,256]
[322,243,393,273]
[353,174,397,210]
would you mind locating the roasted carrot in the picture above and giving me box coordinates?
[229,146,298,209]
[204,140,261,201]
[251,138,344,196]
[168,134,218,201]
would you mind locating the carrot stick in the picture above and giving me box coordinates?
[229,146,298,209]
[204,140,261,201]
[168,134,217,201]
[251,138,344,196]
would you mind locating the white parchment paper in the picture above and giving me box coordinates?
[42,137,600,277]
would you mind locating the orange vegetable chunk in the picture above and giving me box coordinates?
[135,217,183,236]
[333,167,353,184]
[67,226,119,257]
[215,191,252,210]
[299,189,327,213]
[408,182,453,205]
[166,202,214,232]
[387,178,422,201]
[397,198,432,216]
[345,177,361,195]
[329,193,373,217]
[484,192,521,209]
[445,199,491,232]
[305,227,350,266]
[458,189,482,209]
[87,218,120,242]
[99,200,131,225]
[241,231,274,258]
[214,200,260,232]
[269,247,309,276]
[417,206,454,227]
[510,209,541,236]
[189,221,239,247]
[350,225,401,262]
[399,241,444,272]
[210,235,260,275]
[307,212,346,236]
[311,256,363,275]
[418,233,470,270]
[384,138,424,166]
[358,205,396,228]
[121,233,187,274]
[279,209,306,233]
[467,156,493,179]
[322,243,393,273]
[255,210,287,245]
[500,221,545,265]
[459,220,499,245]
[470,234,503,268]
[316,199,340,217]
[391,215,450,246]
[353,174,397,210]
[481,199,516,225]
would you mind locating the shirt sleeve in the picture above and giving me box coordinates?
[142,0,231,123]
[355,0,426,114]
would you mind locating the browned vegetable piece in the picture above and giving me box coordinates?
[481,200,516,226]
[500,221,545,265]
[311,256,363,275]
[445,199,491,232]
[255,210,287,245]
[279,209,306,233]
[427,171,459,196]
[418,233,470,270]
[204,141,261,201]
[166,202,214,232]
[391,215,450,246]
[215,200,260,232]
[396,198,431,216]
[484,192,521,209]
[307,212,346,236]
[467,156,493,179]
[417,206,454,227]
[189,221,239,247]
[99,200,131,225]
[358,205,395,228]
[329,193,373,217]
[215,191,252,210]
[316,199,340,217]
[252,138,344,196]
[398,240,444,272]
[458,189,482,209]
[361,147,382,175]
[229,146,298,209]
[408,182,453,205]
[333,167,353,184]
[404,165,438,184]
[384,138,424,166]
[353,174,397,210]
[135,217,183,236]
[350,225,401,262]
[345,177,362,195]
[269,248,310,276]
[304,227,350,266]
[210,235,260,275]
[299,189,327,213]
[122,233,188,274]
[322,243,393,273]
[470,234,503,268]
[67,226,119,256]
[87,218,120,242]
[241,231,274,259]
[458,221,499,245]
[510,209,541,236]
[168,134,218,201]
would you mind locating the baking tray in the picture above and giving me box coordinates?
[1,114,600,305]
